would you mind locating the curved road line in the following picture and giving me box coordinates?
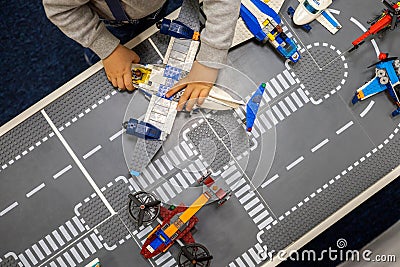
[349,17,380,57]
[328,8,341,15]
[360,100,375,117]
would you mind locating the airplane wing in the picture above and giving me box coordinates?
[315,9,342,34]
[231,0,285,48]
[181,230,196,244]
[352,77,387,103]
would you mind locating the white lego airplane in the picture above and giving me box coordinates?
[292,0,342,34]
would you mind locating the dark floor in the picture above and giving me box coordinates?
[0,1,399,266]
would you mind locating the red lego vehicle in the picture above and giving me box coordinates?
[197,171,232,206]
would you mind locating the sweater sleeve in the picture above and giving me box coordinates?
[43,0,120,59]
[196,0,241,66]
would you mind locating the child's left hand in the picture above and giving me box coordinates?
[165,61,219,111]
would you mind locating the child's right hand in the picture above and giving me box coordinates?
[103,44,140,91]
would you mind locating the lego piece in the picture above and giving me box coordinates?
[123,118,162,140]
[246,83,266,132]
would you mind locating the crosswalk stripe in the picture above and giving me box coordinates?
[156,187,169,202]
[163,183,176,199]
[148,163,161,179]
[72,216,85,232]
[32,244,45,260]
[259,114,272,129]
[291,92,303,107]
[194,159,206,172]
[244,198,260,211]
[266,110,278,125]
[176,173,189,188]
[154,159,168,175]
[167,150,180,165]
[271,78,283,94]
[142,169,155,184]
[129,178,141,192]
[262,90,271,103]
[52,230,65,246]
[161,155,174,171]
[278,102,291,116]
[283,69,296,85]
[249,248,262,264]
[90,233,103,249]
[66,220,79,237]
[46,235,59,251]
[70,247,83,263]
[236,257,246,267]
[284,96,297,112]
[297,88,310,103]
[231,178,246,191]
[272,106,285,121]
[63,252,76,267]
[253,210,269,224]
[83,238,96,254]
[183,170,195,184]
[229,263,237,267]
[155,253,170,265]
[221,165,237,178]
[235,185,250,198]
[25,249,38,265]
[249,204,264,217]
[39,240,51,256]
[174,147,186,161]
[226,171,242,185]
[181,141,193,157]
[258,216,274,229]
[251,127,260,138]
[137,226,153,239]
[265,82,277,98]
[254,119,265,134]
[242,252,255,267]
[239,191,255,204]
[57,256,67,267]
[277,74,290,90]
[58,225,72,241]
[162,258,176,267]
[18,254,31,267]
[169,178,182,193]
[77,242,90,258]
[50,261,57,267]
[137,176,148,188]
[236,107,246,119]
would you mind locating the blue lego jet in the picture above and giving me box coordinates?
[123,118,162,140]
[352,53,400,117]
[246,83,266,132]
[240,0,300,63]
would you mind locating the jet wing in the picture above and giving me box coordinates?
[315,9,342,34]
[354,77,387,102]
[231,0,285,48]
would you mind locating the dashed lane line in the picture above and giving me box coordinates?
[83,145,102,160]
[286,156,304,171]
[26,183,46,198]
[109,129,124,141]
[311,139,329,153]
[0,202,18,216]
[261,174,279,188]
[336,121,354,135]
[53,165,72,179]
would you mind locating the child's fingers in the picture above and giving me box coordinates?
[177,86,193,111]
[166,80,187,98]
[185,87,200,111]
[197,86,211,105]
[124,72,134,91]
[117,76,125,90]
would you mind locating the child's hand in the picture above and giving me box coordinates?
[165,61,218,111]
[103,44,140,91]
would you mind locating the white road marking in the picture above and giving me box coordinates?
[278,102,291,116]
[109,129,124,141]
[148,37,165,61]
[183,170,195,184]
[176,173,189,188]
[180,141,193,157]
[162,258,176,267]
[137,225,153,239]
[272,106,285,121]
[253,210,269,224]
[261,174,279,188]
[283,69,296,85]
[277,74,290,89]
[311,139,329,153]
[39,240,51,256]
[42,110,115,215]
[221,165,237,178]
[26,183,45,198]
[57,257,67,267]
[291,92,303,107]
[59,225,72,241]
[286,156,304,171]
[271,78,283,94]
[90,233,103,249]
[25,249,38,265]
[52,230,65,246]
[129,178,141,192]
[360,101,375,117]
[226,171,242,185]
[155,253,170,265]
[169,178,182,193]
[328,8,340,14]
[265,82,277,98]
[236,257,246,267]
[83,237,96,254]
[50,261,57,267]
[167,150,180,165]
[63,252,76,267]
[18,254,31,267]
[71,247,83,263]
[258,217,274,229]
[156,187,169,202]
[249,248,262,264]
[259,114,272,129]
[239,192,255,204]
[248,204,264,217]
[142,169,155,184]
[53,165,72,179]
[72,216,85,232]
[160,155,174,170]
[297,89,309,103]
[266,110,278,125]
[66,220,79,237]
[0,201,18,216]
[174,147,186,161]
[46,235,59,251]
[244,198,259,211]
[149,162,162,178]
[285,96,297,112]
[242,252,255,267]
[32,244,45,260]
[235,185,250,198]
[155,159,168,175]
[336,121,354,135]
[163,183,176,199]
[83,145,102,160]
[231,178,246,191]
[77,242,90,258]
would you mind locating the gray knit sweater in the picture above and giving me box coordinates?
[43,0,241,64]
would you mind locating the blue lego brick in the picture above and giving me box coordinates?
[164,65,182,80]
[157,84,171,97]
[246,83,266,132]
